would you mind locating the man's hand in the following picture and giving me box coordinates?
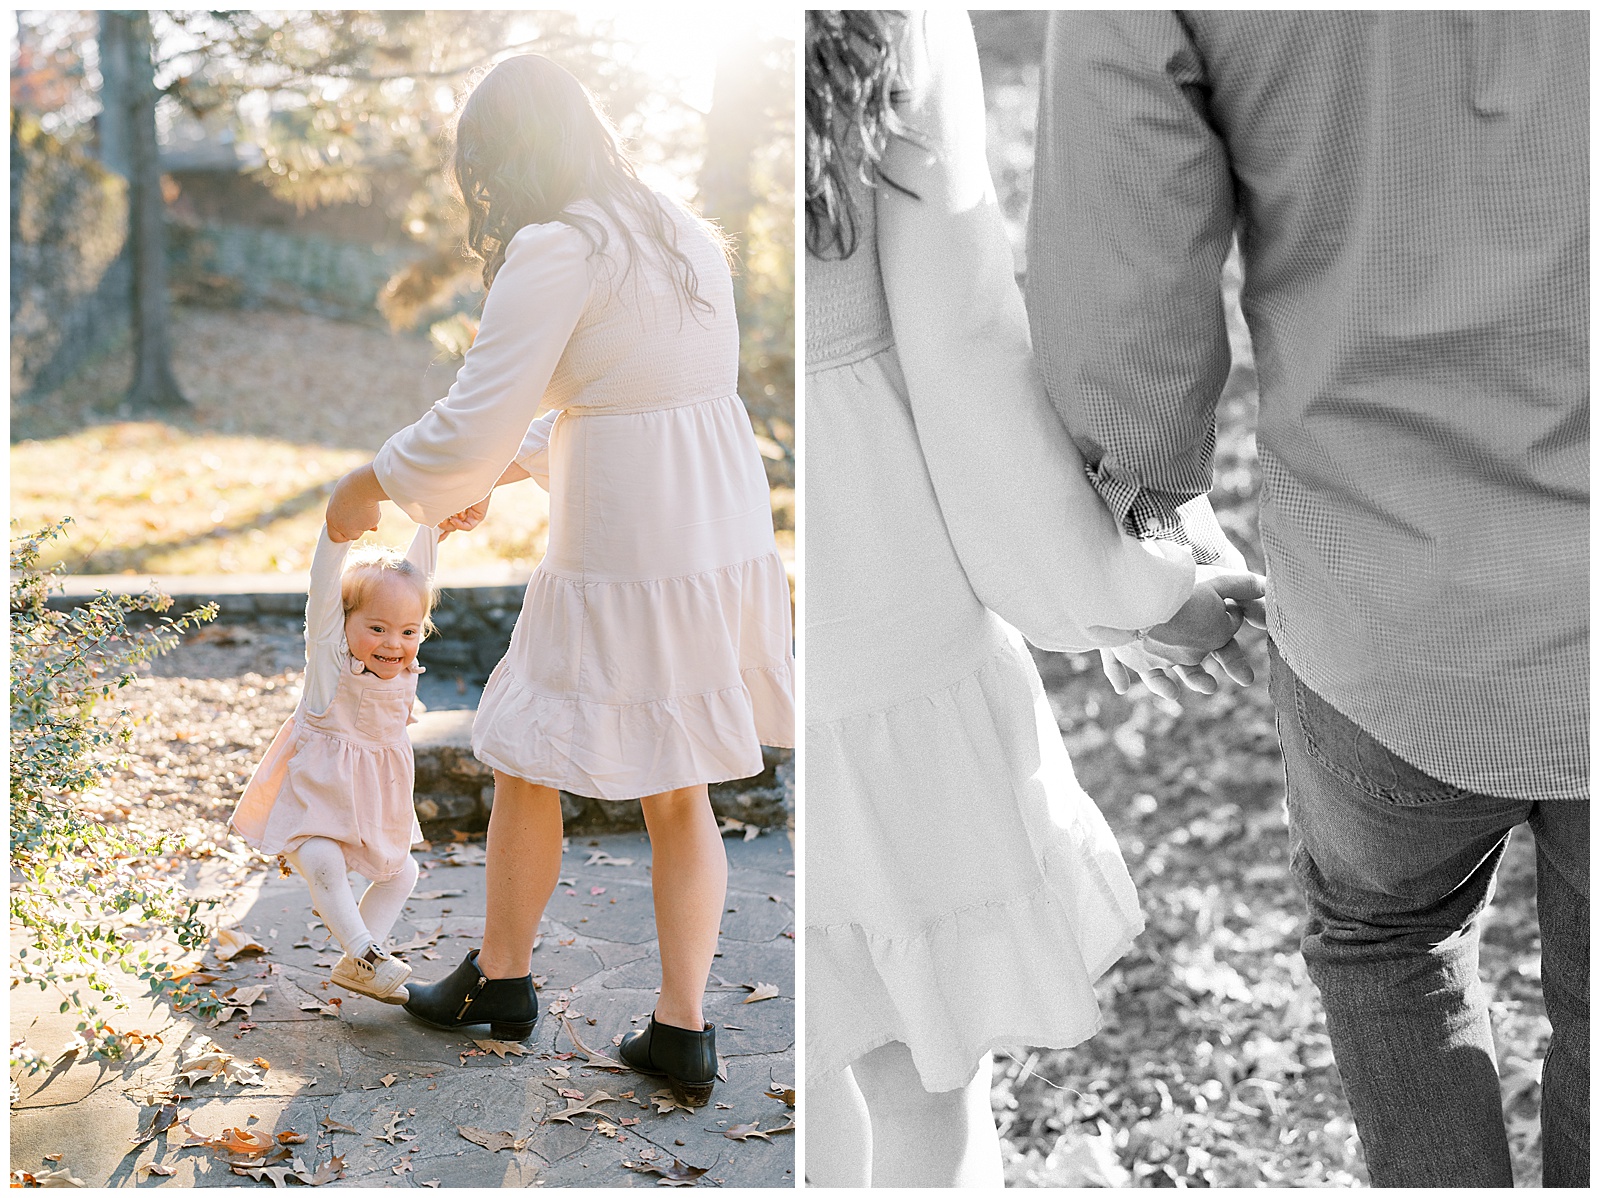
[437,495,491,542]
[326,464,385,543]
[1101,568,1268,697]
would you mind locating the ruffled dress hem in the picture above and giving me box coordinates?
[473,664,794,801]
[805,867,1142,1093]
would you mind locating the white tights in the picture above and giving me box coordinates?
[806,1043,1004,1187]
[285,837,418,958]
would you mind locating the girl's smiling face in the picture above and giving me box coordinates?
[344,574,425,679]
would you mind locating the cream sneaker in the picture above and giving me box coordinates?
[331,945,411,1004]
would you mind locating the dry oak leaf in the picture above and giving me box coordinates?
[765,1084,797,1108]
[373,1112,409,1144]
[584,850,635,867]
[724,1117,795,1141]
[319,1116,357,1135]
[26,1166,88,1187]
[473,1039,529,1059]
[213,928,268,962]
[621,1157,709,1186]
[457,1126,531,1153]
[740,983,779,1004]
[546,1090,620,1124]
[379,1073,398,1087]
[177,1039,265,1087]
[126,1102,184,1150]
[648,1089,694,1115]
[558,1016,629,1071]
[135,1163,176,1180]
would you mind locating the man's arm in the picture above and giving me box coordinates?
[1025,10,1241,567]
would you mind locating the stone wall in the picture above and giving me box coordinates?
[9,113,131,399]
[168,221,421,323]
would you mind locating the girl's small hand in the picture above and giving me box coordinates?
[327,464,385,543]
[436,495,490,542]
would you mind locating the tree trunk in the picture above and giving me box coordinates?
[699,43,764,274]
[101,10,188,413]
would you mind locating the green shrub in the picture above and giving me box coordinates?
[9,520,220,1074]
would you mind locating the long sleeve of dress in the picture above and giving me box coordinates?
[303,525,352,717]
[1024,10,1237,563]
[373,222,591,525]
[876,9,1195,652]
[513,410,562,492]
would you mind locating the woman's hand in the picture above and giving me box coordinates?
[1102,568,1268,697]
[326,463,386,543]
[437,495,491,542]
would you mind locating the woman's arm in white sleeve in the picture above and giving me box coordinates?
[876,9,1195,652]
[373,222,590,525]
[512,409,561,491]
[302,525,351,716]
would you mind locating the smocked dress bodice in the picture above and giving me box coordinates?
[806,181,893,371]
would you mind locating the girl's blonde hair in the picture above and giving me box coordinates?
[340,546,437,639]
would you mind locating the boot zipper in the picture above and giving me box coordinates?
[456,976,487,1021]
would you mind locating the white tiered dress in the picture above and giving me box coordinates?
[804,10,1198,1093]
[373,197,793,801]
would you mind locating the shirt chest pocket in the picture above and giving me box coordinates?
[354,690,411,741]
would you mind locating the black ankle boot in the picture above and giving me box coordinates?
[619,1015,717,1107]
[402,949,537,1041]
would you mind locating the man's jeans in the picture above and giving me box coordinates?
[1269,641,1589,1187]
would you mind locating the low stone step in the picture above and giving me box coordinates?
[410,708,792,837]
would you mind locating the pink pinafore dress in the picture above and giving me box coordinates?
[230,526,433,882]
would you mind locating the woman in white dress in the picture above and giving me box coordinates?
[325,54,794,1108]
[804,10,1261,1185]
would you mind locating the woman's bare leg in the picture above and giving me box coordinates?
[805,1065,873,1187]
[638,784,727,1029]
[851,1042,1003,1188]
[476,771,564,979]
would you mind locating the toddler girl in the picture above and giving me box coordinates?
[231,523,437,1003]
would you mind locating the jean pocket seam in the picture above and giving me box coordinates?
[1293,675,1461,807]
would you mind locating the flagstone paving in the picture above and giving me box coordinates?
[10,831,796,1188]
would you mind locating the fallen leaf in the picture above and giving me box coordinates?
[127,1102,183,1150]
[546,1065,571,1080]
[29,1165,88,1187]
[649,1089,693,1115]
[584,850,634,867]
[380,1074,397,1087]
[621,1158,709,1186]
[457,1126,530,1152]
[373,1112,408,1144]
[319,1116,356,1135]
[135,1163,176,1179]
[546,1090,620,1124]
[392,1162,413,1176]
[557,1016,628,1070]
[743,825,761,842]
[411,890,466,900]
[275,1131,307,1146]
[175,1038,265,1087]
[741,983,779,1004]
[213,928,268,962]
[724,1117,795,1141]
[764,1085,796,1108]
[474,1039,529,1059]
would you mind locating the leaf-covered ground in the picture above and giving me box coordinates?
[971,12,1548,1188]
[10,305,794,578]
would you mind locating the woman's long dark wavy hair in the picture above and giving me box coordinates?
[451,54,724,313]
[805,10,917,260]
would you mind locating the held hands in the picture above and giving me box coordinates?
[436,495,491,542]
[1100,568,1269,699]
